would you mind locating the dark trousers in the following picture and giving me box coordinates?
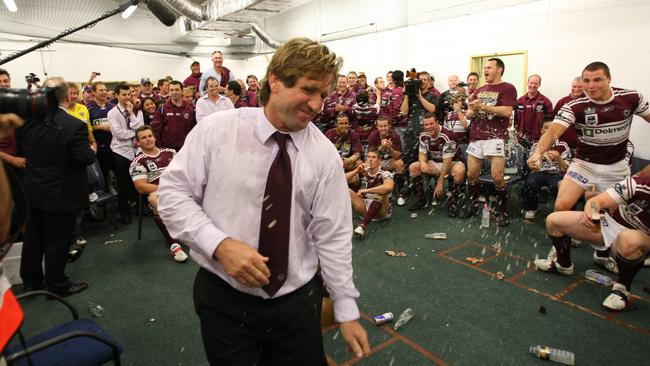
[113,152,136,218]
[20,207,76,289]
[520,171,562,210]
[96,149,114,191]
[193,268,327,366]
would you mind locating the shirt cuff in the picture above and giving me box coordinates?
[194,223,229,260]
[333,297,360,323]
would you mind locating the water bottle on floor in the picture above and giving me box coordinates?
[584,269,614,286]
[529,345,574,365]
[394,308,414,330]
[88,301,105,318]
[480,203,490,228]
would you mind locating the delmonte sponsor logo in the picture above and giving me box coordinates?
[582,125,629,137]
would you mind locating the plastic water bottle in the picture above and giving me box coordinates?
[529,345,575,365]
[393,308,414,330]
[480,203,490,228]
[584,269,614,286]
[88,301,105,318]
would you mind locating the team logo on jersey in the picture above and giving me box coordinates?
[585,107,596,115]
[627,200,646,216]
[613,182,627,196]
[535,104,544,112]
[184,113,189,119]
[147,161,158,171]
[623,109,631,117]
[585,113,598,126]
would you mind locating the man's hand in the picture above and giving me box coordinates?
[419,161,430,175]
[335,104,348,112]
[468,99,481,111]
[527,153,542,171]
[339,320,370,359]
[213,237,270,288]
[90,142,98,153]
[125,102,134,115]
[434,181,444,198]
[9,156,26,169]
[543,150,560,162]
[0,113,24,138]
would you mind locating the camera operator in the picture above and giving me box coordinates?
[17,77,96,296]
[0,69,26,183]
[398,70,437,168]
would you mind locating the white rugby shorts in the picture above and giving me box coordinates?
[466,139,505,159]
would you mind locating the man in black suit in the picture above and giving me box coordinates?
[18,77,96,296]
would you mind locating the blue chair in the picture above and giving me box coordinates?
[3,291,123,366]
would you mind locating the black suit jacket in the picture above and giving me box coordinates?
[18,107,96,213]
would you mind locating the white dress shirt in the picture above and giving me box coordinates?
[195,95,235,123]
[107,105,144,160]
[157,107,360,322]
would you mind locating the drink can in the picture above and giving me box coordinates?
[373,312,394,326]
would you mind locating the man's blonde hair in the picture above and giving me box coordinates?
[258,37,343,106]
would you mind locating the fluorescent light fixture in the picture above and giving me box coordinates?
[121,4,138,19]
[3,0,17,12]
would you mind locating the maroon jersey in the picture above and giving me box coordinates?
[418,127,459,163]
[514,92,553,142]
[368,128,402,161]
[313,89,356,131]
[129,148,176,185]
[357,168,394,199]
[0,131,17,156]
[388,86,406,127]
[606,175,650,234]
[151,100,197,150]
[469,82,517,142]
[443,111,470,144]
[324,128,362,158]
[245,89,258,107]
[183,73,201,91]
[349,103,379,143]
[233,97,247,109]
[554,88,649,164]
[370,88,392,117]
[554,94,584,149]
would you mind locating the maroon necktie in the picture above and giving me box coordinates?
[258,132,292,296]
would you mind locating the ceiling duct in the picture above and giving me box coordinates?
[161,0,308,52]
[249,22,281,49]
[157,0,206,21]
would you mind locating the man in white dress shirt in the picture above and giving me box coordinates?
[195,76,234,123]
[107,83,143,224]
[158,37,370,365]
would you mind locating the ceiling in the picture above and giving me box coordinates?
[0,0,308,59]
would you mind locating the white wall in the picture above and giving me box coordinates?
[258,0,650,158]
[2,0,649,158]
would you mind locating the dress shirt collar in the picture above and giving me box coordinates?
[257,108,306,151]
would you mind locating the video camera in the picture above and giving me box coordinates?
[457,81,469,87]
[0,87,60,121]
[25,72,40,85]
[404,68,422,97]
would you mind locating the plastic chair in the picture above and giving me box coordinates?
[3,291,123,366]
[87,161,117,220]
